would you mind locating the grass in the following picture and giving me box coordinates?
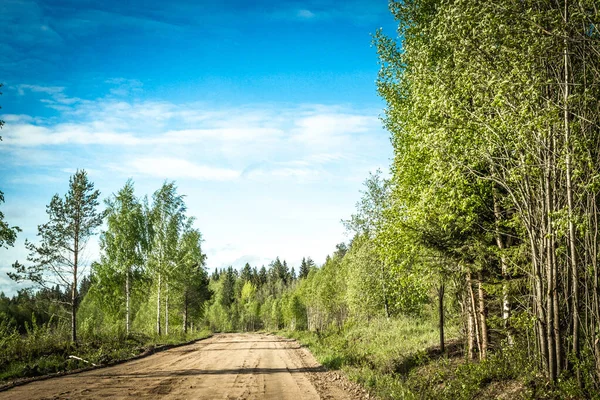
[282,316,600,399]
[282,316,459,399]
[280,316,571,399]
[0,318,211,383]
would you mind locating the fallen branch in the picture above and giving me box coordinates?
[68,355,97,367]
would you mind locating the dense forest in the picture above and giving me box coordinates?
[2,0,600,398]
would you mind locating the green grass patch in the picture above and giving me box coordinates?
[283,318,600,399]
[0,318,211,383]
[279,317,583,399]
[282,316,457,399]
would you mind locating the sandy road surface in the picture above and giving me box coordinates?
[1,333,365,400]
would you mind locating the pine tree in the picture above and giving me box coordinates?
[10,170,103,342]
[241,263,252,283]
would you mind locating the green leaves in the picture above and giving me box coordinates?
[8,170,103,342]
[10,170,102,290]
[0,191,21,250]
[101,179,146,273]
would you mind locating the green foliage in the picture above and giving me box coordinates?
[373,0,600,392]
[283,316,455,398]
[282,292,306,331]
[0,312,210,382]
[0,191,21,250]
[9,170,104,343]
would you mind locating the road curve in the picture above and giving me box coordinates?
[1,333,365,399]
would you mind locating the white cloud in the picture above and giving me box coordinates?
[17,84,64,96]
[1,114,34,123]
[241,159,326,183]
[127,157,240,181]
[16,84,81,106]
[297,9,316,19]
[2,94,384,154]
[162,127,283,143]
[3,123,143,146]
[2,95,388,187]
[295,112,377,135]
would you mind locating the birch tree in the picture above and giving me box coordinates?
[100,179,147,335]
[149,181,185,335]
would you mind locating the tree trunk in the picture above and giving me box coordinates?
[183,290,188,334]
[551,132,563,375]
[467,272,481,357]
[546,219,557,381]
[439,282,445,353]
[530,234,548,372]
[545,128,558,381]
[126,266,130,336]
[595,253,600,381]
[593,205,600,381]
[477,272,488,360]
[493,185,513,345]
[563,0,579,375]
[72,237,78,343]
[165,281,169,335]
[467,293,475,360]
[156,273,161,336]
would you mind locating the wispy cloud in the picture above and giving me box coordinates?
[296,9,316,19]
[105,78,144,97]
[16,84,64,96]
[272,1,388,25]
[241,159,326,183]
[2,85,388,185]
[3,122,142,146]
[126,157,240,181]
[16,84,82,106]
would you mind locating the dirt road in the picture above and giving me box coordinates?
[1,333,366,399]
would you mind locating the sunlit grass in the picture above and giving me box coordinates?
[282,317,591,399]
[282,315,458,399]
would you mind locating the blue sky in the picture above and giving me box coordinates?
[0,0,398,295]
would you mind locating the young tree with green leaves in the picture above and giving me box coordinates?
[149,181,186,335]
[99,179,147,335]
[10,170,103,342]
[175,221,208,333]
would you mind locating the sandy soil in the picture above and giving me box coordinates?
[0,333,368,400]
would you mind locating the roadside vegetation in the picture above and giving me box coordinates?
[1,173,211,382]
[1,0,600,398]
[0,315,210,382]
